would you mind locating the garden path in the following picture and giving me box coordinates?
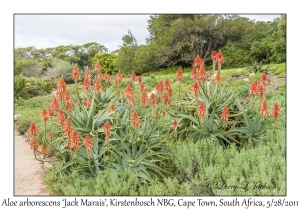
[14,129,50,195]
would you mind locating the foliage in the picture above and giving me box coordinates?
[14,74,54,100]
[46,58,74,83]
[15,59,43,77]
[115,30,138,74]
[91,53,117,73]
[246,60,271,74]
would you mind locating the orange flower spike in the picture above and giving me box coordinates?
[214,72,222,85]
[40,144,48,155]
[94,79,103,94]
[83,77,91,92]
[98,72,104,81]
[216,50,225,64]
[138,76,142,86]
[192,82,200,96]
[176,68,183,81]
[140,90,148,108]
[197,102,206,118]
[116,70,123,82]
[125,84,134,100]
[57,76,68,93]
[104,74,111,83]
[164,78,171,90]
[249,80,259,96]
[272,102,280,122]
[103,122,112,137]
[199,64,207,80]
[30,138,39,150]
[41,109,49,124]
[114,78,121,88]
[161,92,168,105]
[131,71,136,82]
[83,98,92,108]
[94,60,101,72]
[172,120,178,132]
[260,100,269,117]
[85,68,91,79]
[211,50,217,61]
[63,118,73,137]
[155,81,163,94]
[50,98,60,111]
[110,104,116,111]
[190,68,197,80]
[84,135,93,156]
[257,85,265,100]
[150,93,157,107]
[131,111,141,129]
[69,130,80,151]
[47,132,54,137]
[194,54,204,68]
[72,66,81,82]
[28,122,39,137]
[221,106,230,122]
[261,73,268,86]
[64,91,72,105]
[57,110,66,126]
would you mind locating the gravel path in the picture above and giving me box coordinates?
[14,130,50,196]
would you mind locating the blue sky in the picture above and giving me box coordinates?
[14,14,281,52]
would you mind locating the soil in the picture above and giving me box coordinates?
[14,129,51,196]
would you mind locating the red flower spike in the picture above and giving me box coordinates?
[30,138,39,150]
[82,98,92,108]
[72,66,81,82]
[150,93,157,107]
[131,71,136,81]
[28,122,39,137]
[94,60,101,72]
[249,80,259,96]
[190,68,197,80]
[83,77,91,92]
[261,73,268,86]
[69,130,80,151]
[94,80,103,94]
[260,100,269,117]
[272,102,280,122]
[140,90,148,108]
[199,65,207,80]
[103,122,112,137]
[63,118,73,137]
[84,135,93,156]
[214,72,222,85]
[221,106,230,122]
[211,50,217,61]
[40,144,48,155]
[85,68,91,79]
[155,81,163,94]
[41,109,49,124]
[57,110,66,125]
[47,132,54,137]
[131,111,141,129]
[110,104,116,111]
[172,120,178,132]
[194,54,204,68]
[197,102,206,118]
[257,85,265,99]
[216,50,224,64]
[176,68,183,81]
[164,79,171,90]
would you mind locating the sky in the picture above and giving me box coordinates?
[14,14,281,52]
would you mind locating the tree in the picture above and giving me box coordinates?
[15,59,42,77]
[46,58,74,83]
[92,53,117,73]
[115,30,138,74]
